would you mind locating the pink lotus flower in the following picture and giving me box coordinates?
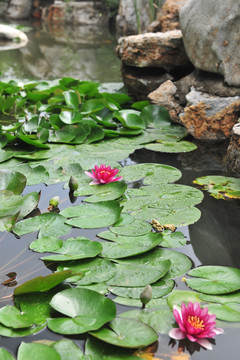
[169,302,224,350]
[85,164,123,185]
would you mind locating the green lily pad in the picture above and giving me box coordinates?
[29,236,63,253]
[193,175,240,199]
[0,169,26,195]
[13,270,72,295]
[52,339,86,360]
[114,109,146,130]
[100,232,163,259]
[18,342,61,360]
[167,290,201,309]
[0,192,40,219]
[13,212,72,238]
[0,348,15,360]
[0,323,45,338]
[113,297,168,309]
[75,181,127,202]
[199,292,240,304]
[119,308,174,334]
[207,303,240,322]
[145,141,197,153]
[76,283,109,295]
[108,279,174,299]
[132,206,201,227]
[14,164,49,185]
[41,237,102,261]
[186,266,240,294]
[85,336,140,360]
[48,288,116,334]
[119,163,181,184]
[112,213,135,227]
[90,317,158,348]
[107,260,170,287]
[62,201,122,228]
[0,306,34,329]
[160,230,186,248]
[109,219,152,237]
[116,248,192,279]
[57,258,116,285]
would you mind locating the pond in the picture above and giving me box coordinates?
[0,20,240,360]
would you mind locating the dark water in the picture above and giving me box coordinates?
[0,20,240,360]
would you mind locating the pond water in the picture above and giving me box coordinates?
[0,19,240,360]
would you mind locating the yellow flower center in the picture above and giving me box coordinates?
[100,170,111,175]
[188,316,205,330]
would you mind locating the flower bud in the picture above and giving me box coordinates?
[49,196,60,208]
[140,285,152,308]
[69,176,78,191]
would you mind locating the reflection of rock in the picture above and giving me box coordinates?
[116,30,190,71]
[178,140,228,172]
[226,123,240,177]
[121,64,173,101]
[6,0,32,20]
[116,0,151,36]
[42,1,108,26]
[180,0,240,86]
[189,196,240,267]
[0,24,28,51]
[148,0,188,32]
[179,88,240,141]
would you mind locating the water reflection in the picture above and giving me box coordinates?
[0,21,121,82]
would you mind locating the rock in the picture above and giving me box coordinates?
[180,0,240,87]
[116,0,151,35]
[179,87,240,141]
[0,24,28,51]
[121,65,173,101]
[6,0,32,19]
[42,1,107,26]
[148,0,188,32]
[148,80,182,121]
[116,30,190,71]
[226,123,240,177]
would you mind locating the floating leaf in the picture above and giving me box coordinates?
[109,279,174,299]
[193,175,240,199]
[90,317,158,348]
[116,248,192,279]
[0,169,26,195]
[74,181,127,202]
[48,288,116,334]
[109,219,152,237]
[41,237,102,262]
[167,290,201,309]
[13,271,72,295]
[119,163,181,184]
[207,303,240,322]
[0,348,15,360]
[145,141,197,153]
[57,258,116,285]
[0,306,34,329]
[62,201,122,228]
[186,266,240,294]
[100,233,163,259]
[29,236,63,253]
[18,342,61,360]
[107,260,170,287]
[199,292,240,304]
[13,212,71,238]
[0,323,45,338]
[53,339,86,360]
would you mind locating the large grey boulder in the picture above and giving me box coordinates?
[180,0,240,87]
[6,0,32,19]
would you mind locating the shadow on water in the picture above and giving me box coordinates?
[0,19,240,360]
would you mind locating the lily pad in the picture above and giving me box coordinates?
[13,212,72,238]
[62,201,122,228]
[90,317,158,348]
[100,233,163,259]
[108,279,174,299]
[145,141,197,153]
[116,248,192,279]
[48,288,116,334]
[74,181,127,202]
[57,258,116,285]
[119,163,181,184]
[0,348,15,360]
[107,260,170,287]
[186,266,240,294]
[13,270,72,295]
[0,323,45,338]
[109,219,152,237]
[167,290,201,309]
[207,303,240,322]
[29,236,63,253]
[193,175,240,199]
[41,237,102,261]
[0,169,26,195]
[18,342,61,360]
[52,339,86,360]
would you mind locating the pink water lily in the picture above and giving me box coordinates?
[85,164,123,185]
[169,302,224,350]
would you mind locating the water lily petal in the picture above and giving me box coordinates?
[169,328,186,340]
[196,338,213,350]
